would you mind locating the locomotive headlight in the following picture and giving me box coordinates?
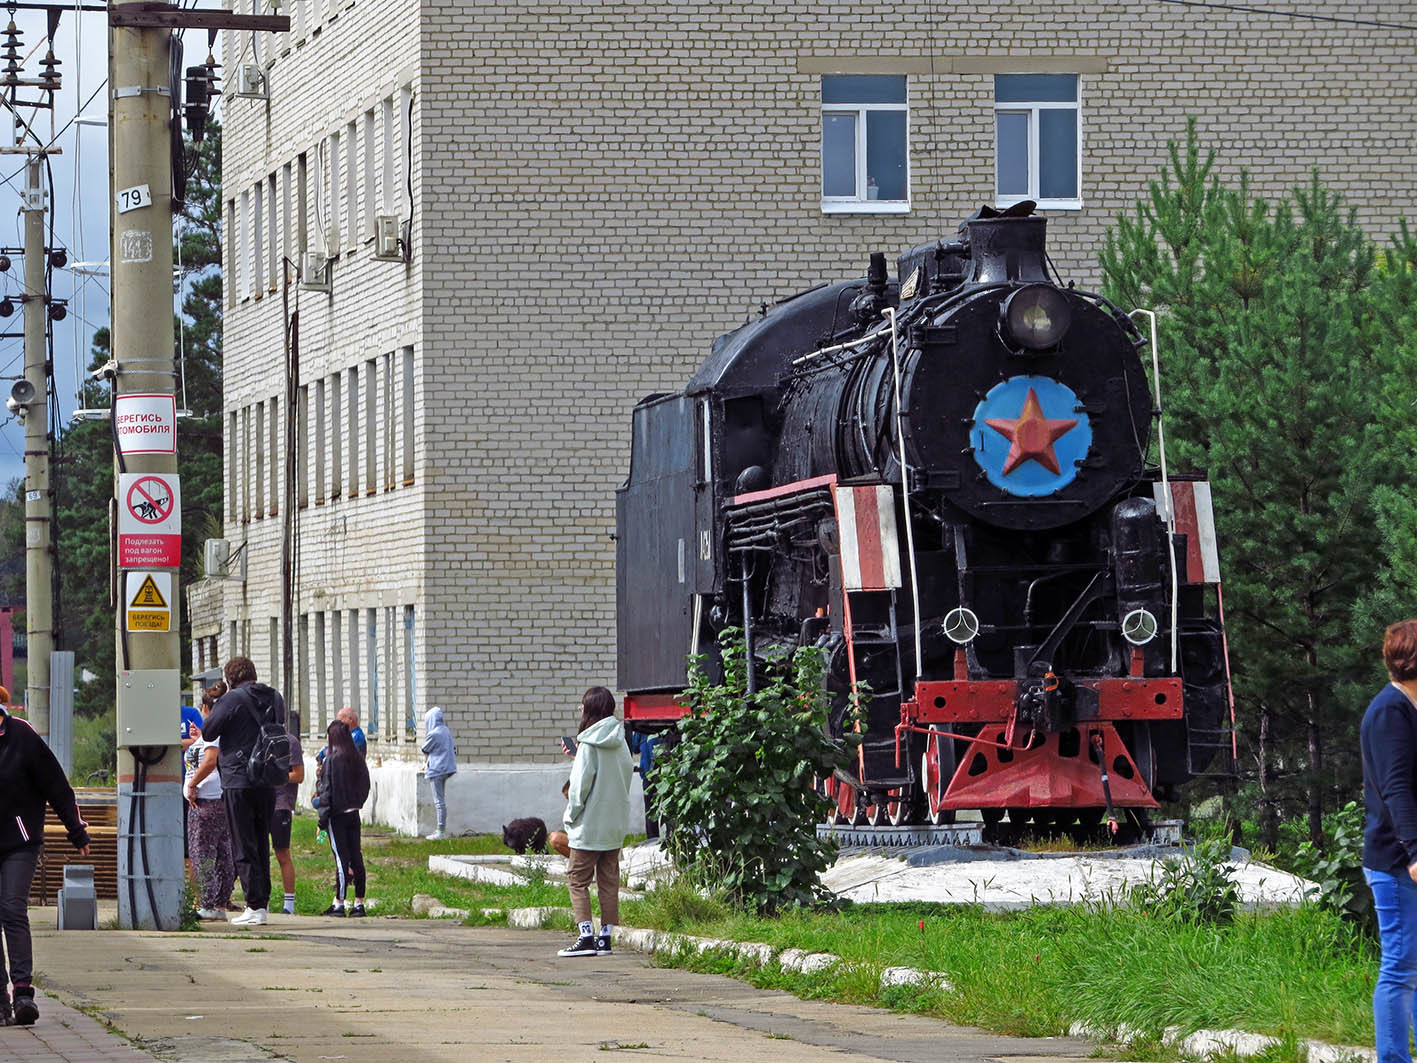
[1000,284,1073,350]
[1121,608,1160,646]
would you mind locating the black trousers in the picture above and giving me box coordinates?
[327,811,366,901]
[223,787,275,911]
[0,846,39,986]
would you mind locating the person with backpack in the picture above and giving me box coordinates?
[198,657,290,926]
[315,719,371,916]
[0,686,90,1026]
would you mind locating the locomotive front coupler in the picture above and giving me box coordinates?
[1012,659,1079,736]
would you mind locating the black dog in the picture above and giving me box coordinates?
[502,817,549,854]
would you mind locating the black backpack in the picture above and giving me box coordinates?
[244,698,292,788]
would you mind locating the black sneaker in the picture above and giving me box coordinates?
[12,988,37,1026]
[556,934,599,957]
[0,991,12,1026]
[348,904,366,918]
[320,904,347,917]
[596,935,612,955]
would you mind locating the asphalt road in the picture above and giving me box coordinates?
[25,916,1100,1063]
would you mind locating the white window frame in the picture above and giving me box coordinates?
[820,79,910,215]
[993,75,1083,212]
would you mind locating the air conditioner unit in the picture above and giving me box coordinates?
[373,215,403,261]
[233,64,268,100]
[299,252,330,293]
[203,538,245,581]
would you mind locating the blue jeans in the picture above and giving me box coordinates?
[1367,867,1417,1063]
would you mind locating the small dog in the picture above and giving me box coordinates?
[502,817,549,854]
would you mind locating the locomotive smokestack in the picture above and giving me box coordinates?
[851,251,891,325]
[963,210,1051,285]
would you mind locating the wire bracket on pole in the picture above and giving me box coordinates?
[113,85,170,98]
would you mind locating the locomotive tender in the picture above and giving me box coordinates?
[617,203,1234,830]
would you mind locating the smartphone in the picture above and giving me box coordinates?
[560,735,578,756]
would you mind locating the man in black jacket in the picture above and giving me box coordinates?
[199,657,286,926]
[0,688,91,1026]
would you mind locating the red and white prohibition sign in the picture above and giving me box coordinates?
[117,472,182,567]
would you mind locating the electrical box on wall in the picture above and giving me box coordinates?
[116,669,179,748]
[373,215,403,261]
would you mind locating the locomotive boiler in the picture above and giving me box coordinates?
[616,203,1234,832]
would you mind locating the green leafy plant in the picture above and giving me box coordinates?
[1293,799,1372,931]
[1131,832,1240,925]
[653,629,861,913]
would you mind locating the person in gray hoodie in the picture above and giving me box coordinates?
[557,686,634,958]
[421,706,457,840]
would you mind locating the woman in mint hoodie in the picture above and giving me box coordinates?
[556,686,633,958]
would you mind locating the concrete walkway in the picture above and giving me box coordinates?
[15,909,1099,1063]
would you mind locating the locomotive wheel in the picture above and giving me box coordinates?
[864,798,885,827]
[922,733,956,825]
[886,788,910,827]
[864,789,908,827]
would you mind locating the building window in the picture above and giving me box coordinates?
[364,357,377,495]
[347,367,359,496]
[994,74,1081,209]
[400,346,415,484]
[820,75,909,214]
[268,396,279,515]
[266,173,278,291]
[297,385,309,508]
[330,372,342,498]
[315,378,327,503]
[254,402,265,517]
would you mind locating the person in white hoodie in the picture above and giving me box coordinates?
[421,706,457,840]
[556,686,633,958]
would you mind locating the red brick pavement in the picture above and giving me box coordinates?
[0,991,156,1063]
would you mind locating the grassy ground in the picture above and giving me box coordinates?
[274,815,1376,1054]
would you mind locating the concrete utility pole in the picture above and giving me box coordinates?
[106,0,288,931]
[21,157,51,739]
[110,0,182,931]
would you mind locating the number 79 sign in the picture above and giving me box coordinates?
[116,184,153,213]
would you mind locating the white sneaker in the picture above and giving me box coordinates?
[425,830,448,840]
[230,907,268,926]
[195,907,226,921]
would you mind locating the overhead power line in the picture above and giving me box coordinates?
[1158,0,1417,32]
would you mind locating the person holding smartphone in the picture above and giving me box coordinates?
[556,686,633,958]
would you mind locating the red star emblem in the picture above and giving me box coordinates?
[984,387,1079,476]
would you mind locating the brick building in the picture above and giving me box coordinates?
[192,1,1417,831]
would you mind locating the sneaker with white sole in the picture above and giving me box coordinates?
[425,830,448,840]
[557,934,599,958]
[195,907,226,921]
[230,907,268,926]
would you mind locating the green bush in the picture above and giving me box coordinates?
[1130,832,1240,924]
[1293,799,1373,931]
[653,629,860,913]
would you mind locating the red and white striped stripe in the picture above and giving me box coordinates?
[834,484,902,592]
[1153,480,1221,584]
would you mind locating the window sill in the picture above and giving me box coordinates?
[821,201,911,215]
[995,197,1084,212]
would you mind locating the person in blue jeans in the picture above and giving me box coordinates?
[1362,618,1417,1063]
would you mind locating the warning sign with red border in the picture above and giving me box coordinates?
[118,472,181,567]
[114,394,177,455]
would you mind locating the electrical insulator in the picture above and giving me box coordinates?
[49,248,66,269]
[48,301,65,322]
[2,21,22,88]
[0,256,10,273]
[38,50,59,93]
[0,299,14,318]
[184,64,210,143]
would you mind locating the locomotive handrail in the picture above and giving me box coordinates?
[1128,307,1179,673]
[884,305,924,679]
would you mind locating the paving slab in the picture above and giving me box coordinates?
[25,911,1099,1063]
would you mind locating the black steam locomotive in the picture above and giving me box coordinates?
[617,204,1234,830]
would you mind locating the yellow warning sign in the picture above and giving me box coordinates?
[125,571,172,633]
[131,573,168,609]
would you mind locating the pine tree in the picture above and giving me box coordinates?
[1101,120,1399,848]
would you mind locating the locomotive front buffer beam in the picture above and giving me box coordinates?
[901,676,1183,813]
